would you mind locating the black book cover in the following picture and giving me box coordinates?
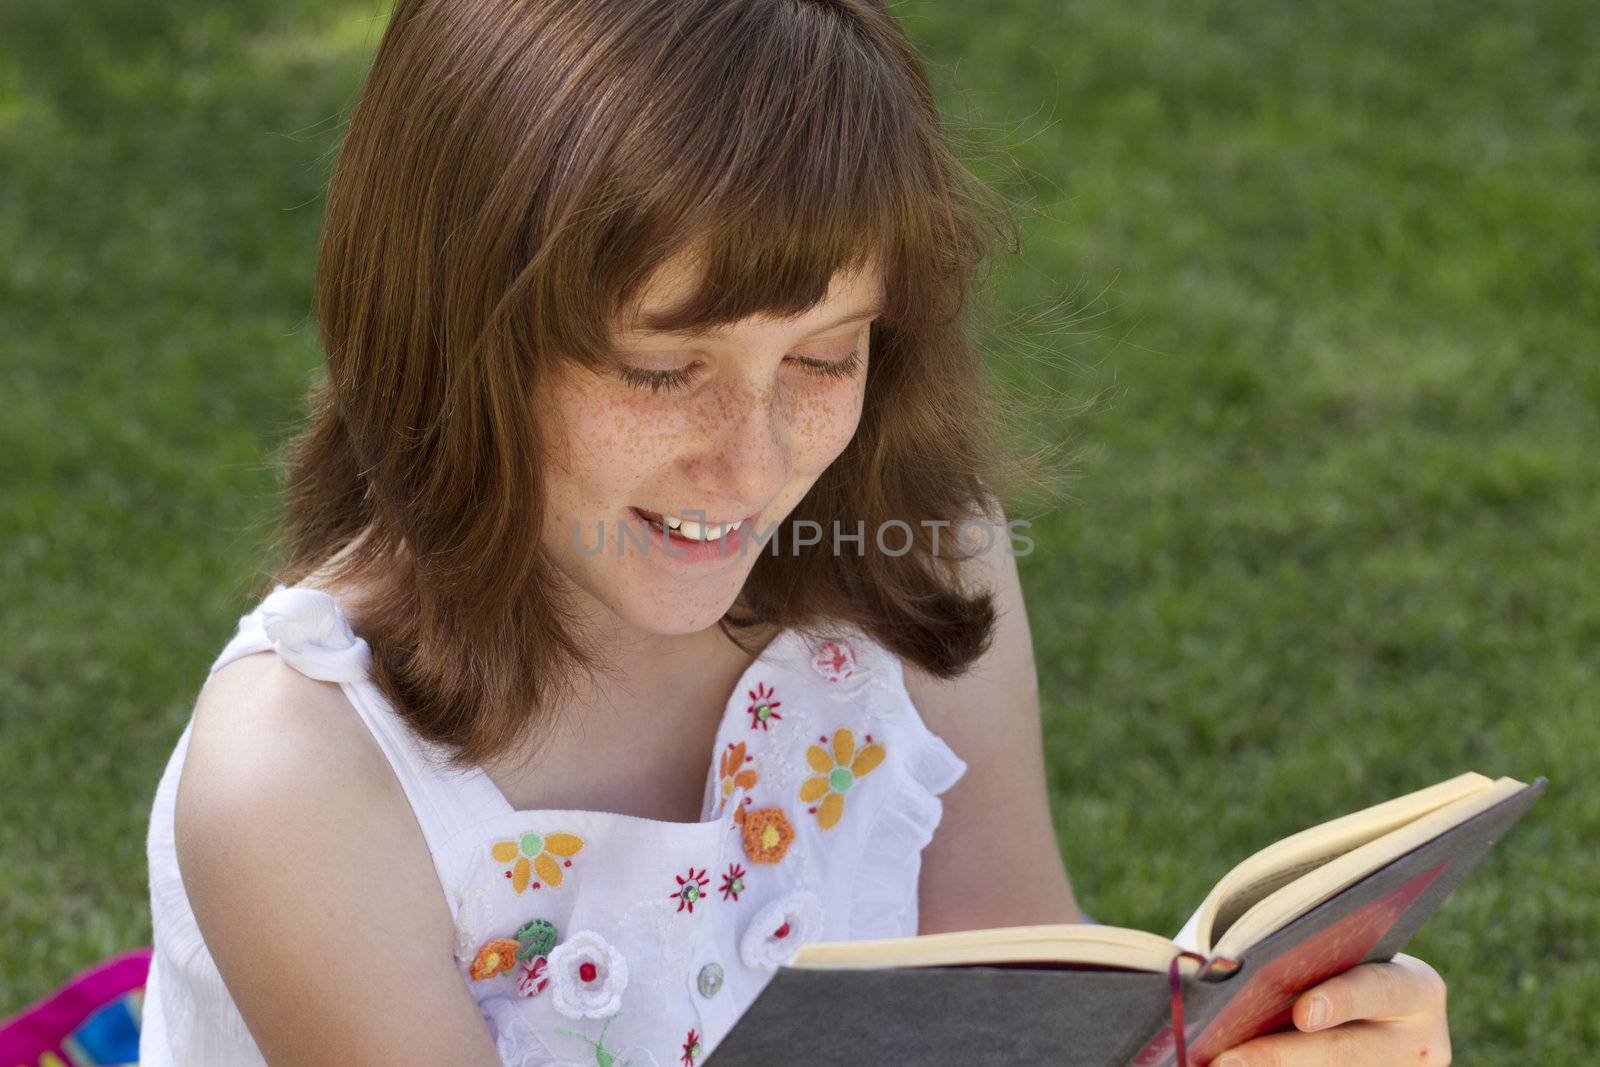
[704,778,1545,1067]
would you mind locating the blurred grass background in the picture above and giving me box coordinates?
[2,0,1595,1057]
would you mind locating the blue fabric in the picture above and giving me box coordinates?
[67,994,141,1064]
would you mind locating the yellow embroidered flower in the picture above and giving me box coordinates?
[799,727,884,829]
[716,741,759,816]
[469,937,521,980]
[491,830,586,893]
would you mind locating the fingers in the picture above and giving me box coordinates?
[1292,953,1447,1031]
[1212,1018,1451,1067]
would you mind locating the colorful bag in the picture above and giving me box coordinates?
[0,948,149,1067]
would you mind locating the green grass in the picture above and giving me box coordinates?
[3,0,1595,1057]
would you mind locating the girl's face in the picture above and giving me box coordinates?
[538,254,884,639]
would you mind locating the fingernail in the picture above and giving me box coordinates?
[1305,995,1329,1029]
[1215,1056,1245,1067]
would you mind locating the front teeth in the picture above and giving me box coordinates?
[646,512,743,541]
[676,518,739,541]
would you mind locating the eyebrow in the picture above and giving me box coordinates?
[620,305,883,338]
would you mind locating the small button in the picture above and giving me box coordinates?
[696,962,725,998]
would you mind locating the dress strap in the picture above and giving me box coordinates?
[210,584,373,682]
[209,584,506,853]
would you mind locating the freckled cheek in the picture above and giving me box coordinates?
[545,387,663,500]
[788,382,866,473]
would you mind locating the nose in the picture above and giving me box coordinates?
[681,373,790,516]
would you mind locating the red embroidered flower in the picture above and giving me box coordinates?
[719,862,748,902]
[669,866,711,913]
[681,1027,702,1065]
[746,681,783,730]
[517,955,550,997]
[811,640,857,683]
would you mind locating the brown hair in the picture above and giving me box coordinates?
[264,0,1073,768]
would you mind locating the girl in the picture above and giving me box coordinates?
[141,1,1454,1063]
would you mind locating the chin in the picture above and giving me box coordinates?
[608,583,743,637]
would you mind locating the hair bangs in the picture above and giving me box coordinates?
[539,0,964,367]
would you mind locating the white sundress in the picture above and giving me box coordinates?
[141,583,968,1065]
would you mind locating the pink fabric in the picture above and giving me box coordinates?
[0,947,151,1063]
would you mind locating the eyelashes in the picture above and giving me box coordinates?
[616,349,863,396]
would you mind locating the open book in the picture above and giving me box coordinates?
[705,771,1545,1067]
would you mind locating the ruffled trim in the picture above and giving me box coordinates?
[847,721,968,940]
[487,996,663,1067]
[904,722,968,796]
[255,583,372,684]
[483,995,561,1067]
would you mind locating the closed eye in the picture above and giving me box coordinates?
[616,349,863,395]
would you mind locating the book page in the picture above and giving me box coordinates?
[1213,776,1525,958]
[1178,771,1493,955]
[791,922,1197,975]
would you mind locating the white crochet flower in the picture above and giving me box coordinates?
[547,929,629,1019]
[739,888,824,970]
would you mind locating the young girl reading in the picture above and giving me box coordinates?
[141,1,1455,1064]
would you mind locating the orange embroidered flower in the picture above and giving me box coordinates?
[715,741,759,816]
[469,937,522,980]
[491,830,586,893]
[799,727,885,830]
[740,806,796,864]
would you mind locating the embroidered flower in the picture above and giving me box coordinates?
[514,917,558,960]
[800,727,885,830]
[517,954,551,997]
[552,1017,650,1067]
[469,938,522,981]
[811,640,858,683]
[740,806,796,864]
[745,681,784,730]
[715,741,759,815]
[681,1028,702,1065]
[719,862,747,902]
[548,930,629,1019]
[739,888,824,970]
[491,830,586,893]
[670,866,711,913]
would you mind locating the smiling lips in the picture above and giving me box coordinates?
[632,507,748,541]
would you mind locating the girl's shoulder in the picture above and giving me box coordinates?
[177,646,436,918]
[185,647,398,820]
[168,650,502,1061]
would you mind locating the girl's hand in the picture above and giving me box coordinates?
[1213,953,1451,1066]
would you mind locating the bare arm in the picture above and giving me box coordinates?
[906,504,1086,934]
[175,653,503,1066]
